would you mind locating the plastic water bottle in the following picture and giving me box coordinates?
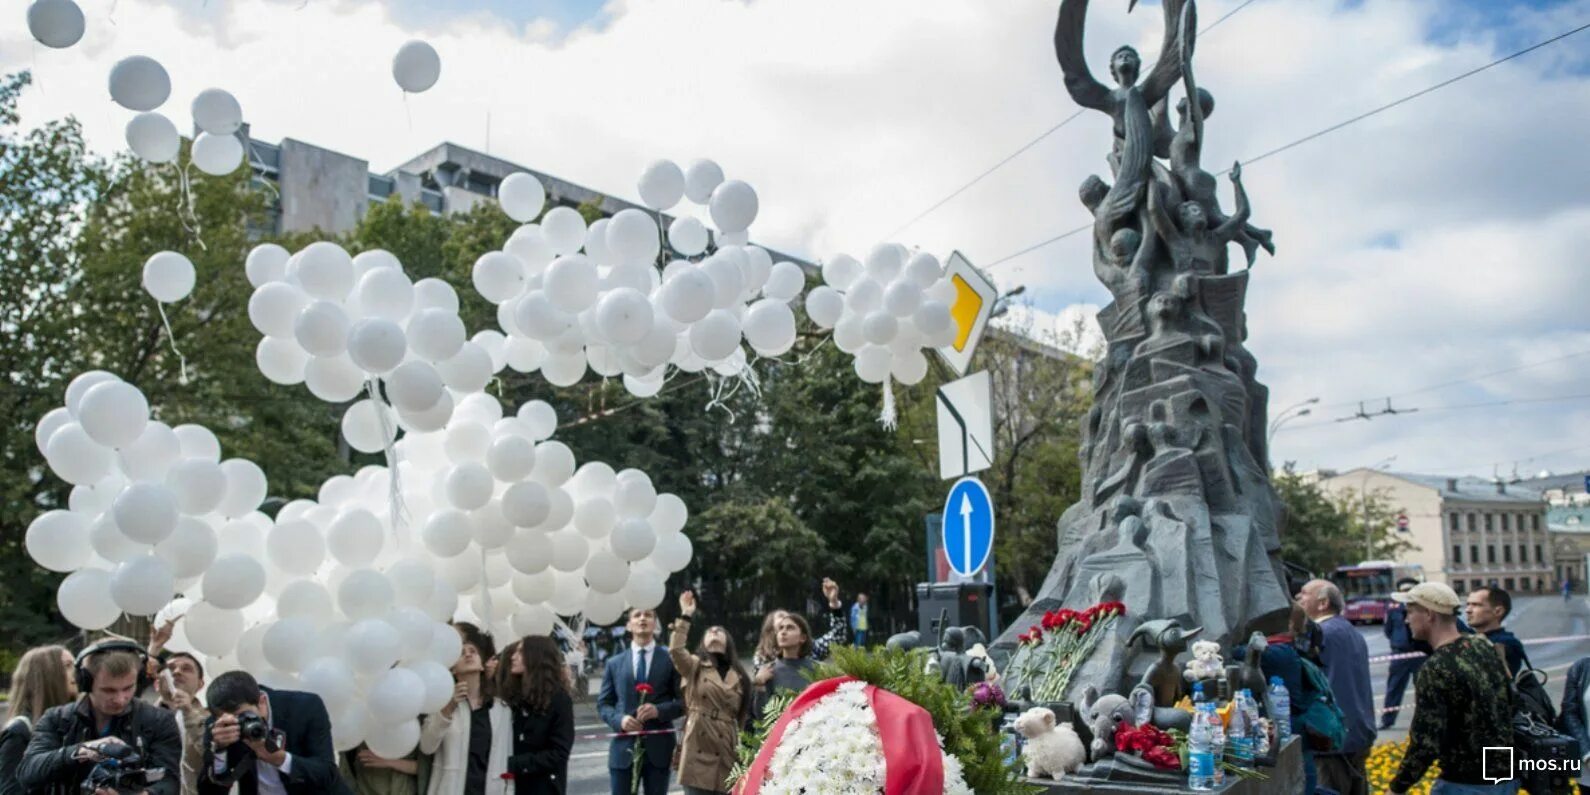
[1227,689,1254,767]
[1267,676,1292,745]
[1244,689,1269,758]
[1187,701,1216,790]
[1208,703,1227,785]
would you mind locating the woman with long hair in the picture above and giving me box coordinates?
[670,591,751,795]
[497,637,573,794]
[1,645,76,795]
[752,612,818,720]
[420,623,514,795]
[750,578,849,669]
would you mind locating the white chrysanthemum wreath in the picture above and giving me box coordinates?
[760,681,972,795]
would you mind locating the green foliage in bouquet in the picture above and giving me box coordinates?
[727,690,795,790]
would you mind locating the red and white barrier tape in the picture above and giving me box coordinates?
[1368,632,1590,664]
[575,727,679,742]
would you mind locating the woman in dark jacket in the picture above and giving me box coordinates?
[499,636,575,794]
[1560,656,1590,789]
[0,645,75,795]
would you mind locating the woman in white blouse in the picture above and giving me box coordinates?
[420,624,515,795]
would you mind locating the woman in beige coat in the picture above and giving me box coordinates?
[669,591,752,795]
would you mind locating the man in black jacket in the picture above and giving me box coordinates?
[18,641,182,795]
[199,671,350,795]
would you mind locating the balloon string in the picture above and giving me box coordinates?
[365,379,408,546]
[703,374,738,423]
[156,300,191,385]
[245,139,281,203]
[879,375,898,430]
[402,91,413,133]
[479,546,494,628]
[176,163,209,252]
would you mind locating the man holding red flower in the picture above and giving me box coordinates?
[597,608,683,795]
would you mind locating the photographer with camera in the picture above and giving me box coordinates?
[199,671,349,795]
[16,639,181,795]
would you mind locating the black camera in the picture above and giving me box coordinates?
[80,741,165,794]
[235,711,281,754]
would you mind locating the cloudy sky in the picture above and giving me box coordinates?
[5,0,1588,479]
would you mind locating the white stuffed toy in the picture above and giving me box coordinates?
[1183,639,1224,681]
[1013,707,1086,780]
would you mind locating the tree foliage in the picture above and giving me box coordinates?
[1275,469,1415,577]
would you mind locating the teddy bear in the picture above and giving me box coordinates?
[1182,639,1225,682]
[1013,706,1087,780]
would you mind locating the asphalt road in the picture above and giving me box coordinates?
[1363,594,1590,741]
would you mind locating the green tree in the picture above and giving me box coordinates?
[1275,469,1415,577]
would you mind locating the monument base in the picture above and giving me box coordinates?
[1024,737,1304,795]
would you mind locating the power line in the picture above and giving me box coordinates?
[1278,391,1590,433]
[882,0,1261,242]
[983,17,1590,270]
[1318,348,1590,410]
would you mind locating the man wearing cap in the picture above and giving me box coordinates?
[1389,582,1518,794]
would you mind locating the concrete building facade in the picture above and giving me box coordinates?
[1318,470,1551,595]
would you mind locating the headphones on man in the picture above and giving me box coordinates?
[75,638,153,695]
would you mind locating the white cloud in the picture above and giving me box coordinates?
[4,0,1588,479]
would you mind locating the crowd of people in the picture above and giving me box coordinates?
[0,578,861,795]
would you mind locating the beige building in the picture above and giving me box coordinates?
[1318,470,1550,595]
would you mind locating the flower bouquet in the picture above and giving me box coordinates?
[631,682,654,795]
[1006,601,1126,703]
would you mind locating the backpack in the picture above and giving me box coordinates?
[1293,656,1346,753]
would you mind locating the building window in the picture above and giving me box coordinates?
[1533,515,1541,531]
[1519,544,1528,564]
[1502,514,1511,531]
[1471,545,1480,564]
[1449,513,1460,531]
[1520,579,1530,592]
[1485,513,1494,531]
[1454,580,1467,594]
[1505,577,1516,590]
[1504,546,1513,563]
[1452,545,1462,564]
[1467,513,1476,531]
[1473,579,1484,591]
[1488,545,1497,564]
[1536,545,1544,564]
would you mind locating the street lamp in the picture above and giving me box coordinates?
[988,285,1027,319]
[1267,397,1320,445]
[1363,455,1397,561]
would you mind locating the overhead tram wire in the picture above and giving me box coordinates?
[880,0,1262,242]
[1275,391,1590,434]
[1314,347,1590,411]
[981,17,1590,270]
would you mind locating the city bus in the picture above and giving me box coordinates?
[1330,561,1426,624]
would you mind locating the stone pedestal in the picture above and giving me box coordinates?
[1025,738,1305,795]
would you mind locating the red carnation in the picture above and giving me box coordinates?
[635,683,654,696]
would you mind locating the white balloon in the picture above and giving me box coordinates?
[540,351,586,387]
[264,618,319,672]
[473,251,524,304]
[142,250,195,303]
[444,422,491,462]
[708,180,759,235]
[905,251,943,287]
[582,549,628,595]
[114,482,178,544]
[846,279,883,313]
[255,336,308,386]
[822,253,862,291]
[511,603,556,638]
[346,618,403,674]
[689,310,741,362]
[192,88,243,136]
[28,0,85,49]
[354,267,414,322]
[499,173,546,222]
[294,300,350,357]
[744,299,797,356]
[191,131,243,176]
[413,278,460,314]
[58,568,120,630]
[249,282,308,338]
[505,225,554,275]
[368,667,426,723]
[591,287,652,346]
[623,372,664,398]
[609,518,657,562]
[331,704,370,753]
[542,254,599,312]
[110,555,174,615]
[621,566,665,611]
[26,510,91,572]
[547,571,589,616]
[154,516,218,578]
[531,441,576,487]
[380,362,439,414]
[407,309,466,362]
[421,509,473,558]
[865,243,906,284]
[342,400,397,454]
[666,217,709,257]
[649,494,688,535]
[327,509,384,568]
[661,267,715,324]
[883,279,923,318]
[125,112,179,163]
[638,160,686,210]
[293,242,355,301]
[306,355,367,402]
[854,344,892,384]
[548,530,588,573]
[392,40,441,93]
[79,380,150,449]
[862,311,899,346]
[445,463,494,511]
[763,262,806,303]
[347,318,407,375]
[338,569,395,621]
[540,207,587,256]
[35,406,73,458]
[473,330,509,374]
[185,601,244,656]
[398,390,454,433]
[216,459,267,518]
[300,656,358,715]
[683,159,724,204]
[46,422,111,485]
[803,286,844,329]
[486,435,537,482]
[203,553,267,609]
[703,254,745,308]
[583,590,628,626]
[436,342,492,394]
[108,56,170,112]
[470,502,515,550]
[267,519,326,575]
[277,579,335,626]
[605,209,660,267]
[913,300,952,336]
[503,337,547,374]
[651,531,694,573]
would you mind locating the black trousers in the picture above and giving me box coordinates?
[1382,657,1422,728]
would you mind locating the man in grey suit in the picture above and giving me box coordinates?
[597,608,683,795]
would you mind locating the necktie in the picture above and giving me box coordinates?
[636,648,649,686]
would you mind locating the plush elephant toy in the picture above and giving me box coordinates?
[1078,685,1135,762]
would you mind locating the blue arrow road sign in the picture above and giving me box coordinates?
[943,477,994,578]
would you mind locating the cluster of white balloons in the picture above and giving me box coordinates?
[477,160,806,398]
[245,241,490,446]
[29,372,270,631]
[27,0,85,49]
[122,81,245,175]
[804,244,956,387]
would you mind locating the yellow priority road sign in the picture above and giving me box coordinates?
[936,251,996,376]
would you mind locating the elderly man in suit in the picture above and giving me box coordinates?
[597,608,683,795]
